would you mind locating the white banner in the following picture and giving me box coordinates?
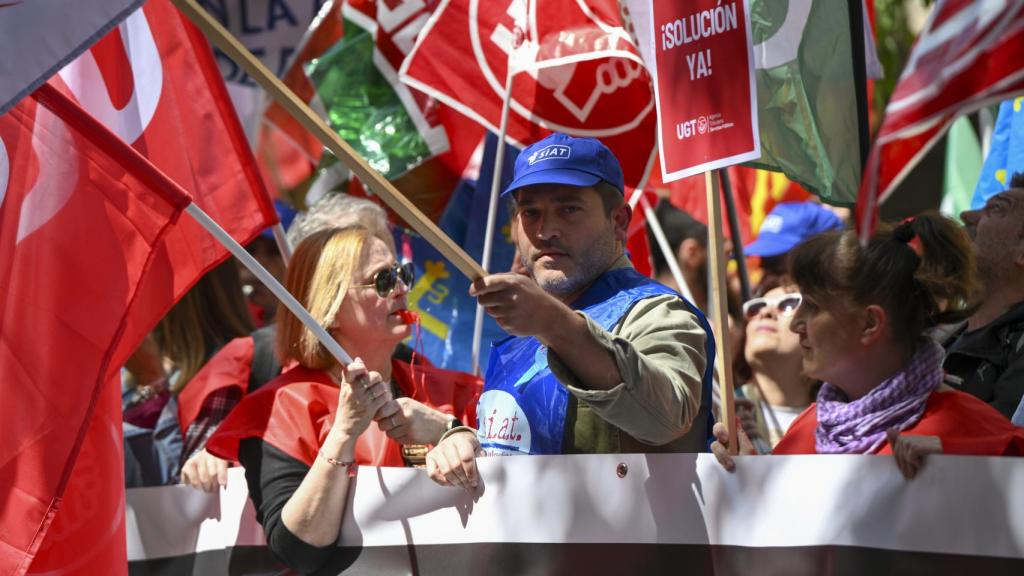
[0,0,144,114]
[126,453,1024,574]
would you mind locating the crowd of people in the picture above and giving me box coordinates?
[120,133,1024,573]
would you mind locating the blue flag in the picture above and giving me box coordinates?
[972,97,1024,209]
[397,135,519,372]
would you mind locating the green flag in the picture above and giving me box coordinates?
[745,0,864,206]
[940,116,982,221]
[306,17,435,180]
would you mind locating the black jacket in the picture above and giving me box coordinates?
[944,300,1024,419]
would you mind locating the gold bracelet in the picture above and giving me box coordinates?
[318,450,357,478]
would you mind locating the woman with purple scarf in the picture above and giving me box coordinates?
[713,213,1024,478]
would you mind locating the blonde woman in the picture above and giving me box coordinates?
[206,226,478,573]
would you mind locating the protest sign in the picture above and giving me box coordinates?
[649,0,759,182]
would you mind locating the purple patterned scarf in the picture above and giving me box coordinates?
[815,340,944,454]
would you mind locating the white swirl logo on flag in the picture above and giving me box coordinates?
[469,0,653,137]
[16,104,77,244]
[58,8,163,145]
[0,135,8,212]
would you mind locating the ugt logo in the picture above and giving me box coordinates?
[471,0,653,137]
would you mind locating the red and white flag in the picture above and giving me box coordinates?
[0,0,144,115]
[400,0,657,190]
[858,0,1024,237]
[55,0,279,367]
[0,83,191,575]
[0,1,277,571]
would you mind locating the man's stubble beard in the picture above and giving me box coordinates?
[525,229,620,299]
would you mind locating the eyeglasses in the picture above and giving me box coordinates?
[742,293,803,320]
[350,262,415,298]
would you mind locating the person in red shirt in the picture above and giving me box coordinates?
[204,225,479,573]
[713,213,1024,479]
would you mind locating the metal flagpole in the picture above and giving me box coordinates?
[270,222,293,263]
[640,194,697,306]
[185,203,352,366]
[470,22,521,376]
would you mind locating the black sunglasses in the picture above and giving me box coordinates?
[350,262,415,298]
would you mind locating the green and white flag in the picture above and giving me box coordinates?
[306,13,444,181]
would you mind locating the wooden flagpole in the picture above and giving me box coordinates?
[171,0,486,281]
[705,170,737,455]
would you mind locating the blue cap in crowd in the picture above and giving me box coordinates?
[744,201,843,257]
[502,132,624,196]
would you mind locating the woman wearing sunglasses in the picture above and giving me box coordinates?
[204,225,480,574]
[714,213,1024,478]
[737,282,818,453]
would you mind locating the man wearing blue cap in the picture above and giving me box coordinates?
[744,201,844,282]
[426,133,715,489]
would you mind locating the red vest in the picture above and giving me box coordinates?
[201,356,481,467]
[773,390,1024,456]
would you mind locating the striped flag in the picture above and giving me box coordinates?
[859,0,1024,238]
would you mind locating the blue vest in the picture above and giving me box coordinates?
[477,267,716,455]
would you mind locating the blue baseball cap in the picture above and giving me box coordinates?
[502,132,624,197]
[744,202,843,257]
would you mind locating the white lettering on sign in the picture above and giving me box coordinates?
[685,48,712,80]
[659,1,738,51]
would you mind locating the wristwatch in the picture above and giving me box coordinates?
[445,416,463,432]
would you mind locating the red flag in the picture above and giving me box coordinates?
[663,165,810,247]
[401,0,657,189]
[55,0,278,367]
[0,83,191,575]
[0,0,144,114]
[260,0,484,222]
[858,0,1024,237]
